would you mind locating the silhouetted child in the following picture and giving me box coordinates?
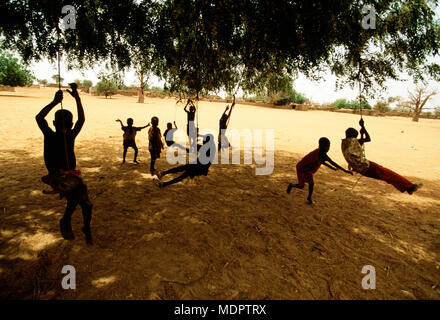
[184,99,197,148]
[163,121,189,152]
[153,134,215,188]
[342,119,422,194]
[36,84,93,245]
[148,116,164,175]
[116,118,149,164]
[218,95,235,151]
[287,137,352,204]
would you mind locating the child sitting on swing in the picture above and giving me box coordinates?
[164,121,189,152]
[116,118,150,164]
[341,119,422,194]
[35,84,93,245]
[153,134,215,188]
[287,137,353,204]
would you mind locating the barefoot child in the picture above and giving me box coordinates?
[35,84,93,245]
[148,116,164,175]
[287,137,352,204]
[154,134,215,188]
[218,95,235,151]
[341,119,422,194]
[184,99,197,149]
[116,118,149,163]
[164,121,189,152]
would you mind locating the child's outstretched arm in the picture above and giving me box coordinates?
[115,119,125,130]
[139,123,150,130]
[36,90,63,134]
[325,155,353,175]
[358,119,371,145]
[67,84,85,136]
[173,121,178,129]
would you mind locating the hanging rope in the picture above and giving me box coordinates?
[56,25,70,170]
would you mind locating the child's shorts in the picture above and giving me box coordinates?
[297,170,314,187]
[123,139,137,148]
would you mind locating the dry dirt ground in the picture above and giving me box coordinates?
[0,87,439,299]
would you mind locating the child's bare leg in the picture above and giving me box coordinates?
[60,200,76,240]
[122,147,128,163]
[150,158,156,175]
[287,183,304,194]
[307,183,314,204]
[133,146,139,163]
[162,171,191,187]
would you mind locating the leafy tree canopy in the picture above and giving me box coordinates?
[1,1,439,97]
[0,51,34,86]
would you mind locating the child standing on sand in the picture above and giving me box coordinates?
[148,116,164,175]
[116,118,149,164]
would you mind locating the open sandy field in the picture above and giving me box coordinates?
[0,87,439,299]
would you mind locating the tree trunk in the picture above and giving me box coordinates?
[137,72,144,103]
[138,87,144,103]
[412,109,420,122]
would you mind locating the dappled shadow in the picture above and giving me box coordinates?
[0,140,439,300]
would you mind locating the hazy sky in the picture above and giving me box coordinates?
[30,58,440,109]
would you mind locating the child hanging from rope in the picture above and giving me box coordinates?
[35,85,93,245]
[163,121,189,152]
[116,118,150,164]
[287,137,353,204]
[153,134,215,188]
[342,119,422,194]
[184,99,197,148]
[148,116,164,175]
[218,95,235,151]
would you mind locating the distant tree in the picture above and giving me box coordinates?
[406,86,438,122]
[0,52,34,86]
[81,79,92,92]
[373,97,399,113]
[435,107,440,117]
[37,79,48,86]
[51,74,64,85]
[96,72,118,98]
[332,98,372,110]
[73,79,81,86]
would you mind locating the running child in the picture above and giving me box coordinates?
[287,137,353,204]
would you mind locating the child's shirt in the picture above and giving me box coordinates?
[122,126,141,141]
[39,125,80,174]
[341,138,370,172]
[148,126,164,152]
[296,148,322,174]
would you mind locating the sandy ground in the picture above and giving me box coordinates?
[0,87,439,300]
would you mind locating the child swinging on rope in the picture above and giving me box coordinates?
[287,137,353,204]
[36,85,93,245]
[342,119,422,194]
[164,121,189,152]
[153,134,215,188]
[116,118,150,164]
[218,95,235,151]
[184,99,197,148]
